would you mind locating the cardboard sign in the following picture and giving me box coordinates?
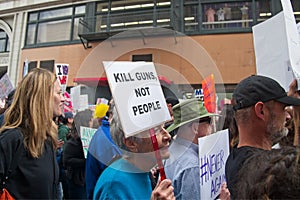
[202,74,217,113]
[0,73,14,99]
[198,129,230,200]
[103,61,171,138]
[55,63,69,93]
[80,126,97,158]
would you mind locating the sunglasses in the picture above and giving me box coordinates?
[198,117,212,124]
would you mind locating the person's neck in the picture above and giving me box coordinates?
[238,129,272,150]
[177,130,198,144]
[125,154,156,172]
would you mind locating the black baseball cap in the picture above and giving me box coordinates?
[232,75,300,110]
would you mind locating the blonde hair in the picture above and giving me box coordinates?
[0,68,58,158]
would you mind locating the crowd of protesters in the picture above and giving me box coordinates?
[1,68,300,199]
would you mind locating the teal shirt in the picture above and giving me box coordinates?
[93,158,152,200]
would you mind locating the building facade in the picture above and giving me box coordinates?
[0,0,299,102]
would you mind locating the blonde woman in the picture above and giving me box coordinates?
[0,68,65,199]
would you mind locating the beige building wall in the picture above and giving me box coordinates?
[20,33,256,86]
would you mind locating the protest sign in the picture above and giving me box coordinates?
[70,85,80,111]
[253,0,300,91]
[79,94,89,111]
[55,63,69,93]
[280,0,300,77]
[297,22,300,42]
[63,91,73,113]
[202,74,217,113]
[0,73,14,99]
[194,88,204,100]
[23,59,29,77]
[103,61,171,138]
[198,129,230,200]
[80,126,97,158]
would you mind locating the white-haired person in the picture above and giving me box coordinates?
[93,105,175,200]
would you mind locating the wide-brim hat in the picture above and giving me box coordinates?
[167,98,218,133]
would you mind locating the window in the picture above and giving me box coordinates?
[40,60,54,72]
[256,0,272,22]
[22,60,37,77]
[291,0,300,23]
[28,61,37,72]
[0,29,10,53]
[0,67,7,78]
[201,2,253,30]
[25,4,86,46]
[95,0,171,32]
[184,3,199,32]
[132,54,152,62]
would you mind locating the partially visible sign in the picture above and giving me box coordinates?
[194,88,204,100]
[70,85,81,111]
[79,94,89,111]
[253,0,300,91]
[202,74,217,113]
[80,126,97,158]
[198,129,230,200]
[55,63,69,93]
[23,59,29,77]
[103,61,171,138]
[63,91,73,113]
[0,73,14,99]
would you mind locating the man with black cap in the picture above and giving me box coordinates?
[225,75,300,199]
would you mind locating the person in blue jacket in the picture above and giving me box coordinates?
[85,100,122,199]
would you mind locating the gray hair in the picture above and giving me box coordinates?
[110,105,144,157]
[235,106,252,125]
[110,106,127,151]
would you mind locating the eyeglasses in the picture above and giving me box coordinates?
[198,117,212,124]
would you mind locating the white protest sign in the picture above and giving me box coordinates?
[297,22,300,43]
[79,94,89,111]
[103,61,171,138]
[281,0,300,77]
[253,12,294,91]
[70,85,81,111]
[80,126,97,158]
[55,63,69,93]
[0,73,14,99]
[198,129,230,200]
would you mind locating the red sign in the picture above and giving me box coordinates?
[202,74,217,113]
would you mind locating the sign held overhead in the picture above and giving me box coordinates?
[103,61,171,138]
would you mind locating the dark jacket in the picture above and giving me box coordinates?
[63,135,86,186]
[0,128,59,199]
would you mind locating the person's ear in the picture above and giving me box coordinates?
[191,122,199,134]
[254,102,265,120]
[124,138,138,152]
